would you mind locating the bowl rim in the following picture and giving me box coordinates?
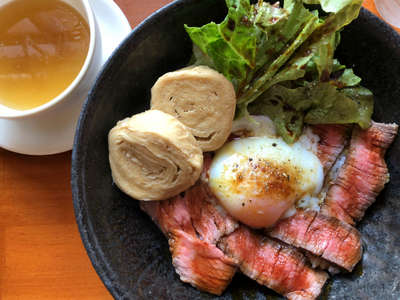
[71,1,400,298]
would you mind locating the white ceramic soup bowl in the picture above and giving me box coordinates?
[0,0,112,155]
[0,0,96,119]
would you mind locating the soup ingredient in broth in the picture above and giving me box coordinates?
[108,110,203,201]
[0,0,90,110]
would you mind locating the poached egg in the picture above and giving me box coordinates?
[208,116,324,228]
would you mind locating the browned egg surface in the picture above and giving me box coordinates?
[227,158,299,205]
[209,137,324,228]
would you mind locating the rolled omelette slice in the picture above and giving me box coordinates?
[108,110,203,201]
[151,65,236,152]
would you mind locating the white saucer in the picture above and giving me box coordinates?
[0,0,131,155]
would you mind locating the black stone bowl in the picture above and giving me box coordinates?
[71,1,400,299]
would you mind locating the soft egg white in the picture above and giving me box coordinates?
[208,116,324,228]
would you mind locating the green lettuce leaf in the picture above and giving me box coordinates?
[330,67,362,87]
[308,32,337,80]
[302,57,361,87]
[237,0,363,107]
[248,82,373,142]
[235,53,313,120]
[251,0,316,72]
[220,0,259,68]
[294,0,362,77]
[305,85,373,128]
[238,13,320,104]
[189,44,215,68]
[185,22,250,88]
[185,0,370,144]
[185,0,263,89]
[248,84,307,143]
[186,0,320,95]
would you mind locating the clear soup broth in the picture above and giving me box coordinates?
[0,0,90,111]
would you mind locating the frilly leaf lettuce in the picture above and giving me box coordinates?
[331,67,362,87]
[185,22,250,88]
[220,0,259,68]
[307,32,338,80]
[248,83,373,142]
[185,0,261,89]
[294,0,362,81]
[185,0,372,144]
[236,40,316,119]
[250,0,317,75]
[302,57,361,88]
[238,10,319,104]
[248,84,307,143]
[186,0,319,94]
[305,85,373,129]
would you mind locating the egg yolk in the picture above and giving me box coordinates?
[208,137,323,228]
